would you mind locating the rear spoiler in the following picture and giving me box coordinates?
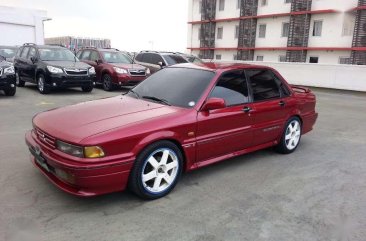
[290,85,311,93]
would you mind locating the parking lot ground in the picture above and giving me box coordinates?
[0,85,366,241]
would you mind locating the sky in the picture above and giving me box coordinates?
[0,0,189,52]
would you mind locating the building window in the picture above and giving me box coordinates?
[339,57,351,65]
[282,22,290,37]
[198,28,201,40]
[237,0,241,9]
[312,20,323,37]
[219,0,225,11]
[261,0,268,6]
[217,27,223,39]
[284,0,291,3]
[258,24,266,38]
[279,56,287,62]
[342,20,353,36]
[235,25,239,39]
[216,54,222,60]
[256,56,264,61]
[233,54,238,60]
[309,57,319,63]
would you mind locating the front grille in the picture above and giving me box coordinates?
[36,128,56,149]
[64,68,88,76]
[129,69,146,76]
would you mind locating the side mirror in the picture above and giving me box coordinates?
[30,56,38,63]
[95,59,102,65]
[157,61,165,69]
[0,55,5,61]
[201,98,226,112]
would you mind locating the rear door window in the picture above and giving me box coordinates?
[246,69,281,101]
[210,70,249,106]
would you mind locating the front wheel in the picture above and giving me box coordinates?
[37,74,50,94]
[81,84,93,92]
[275,117,302,154]
[4,87,16,96]
[15,71,25,87]
[102,74,114,91]
[129,141,183,200]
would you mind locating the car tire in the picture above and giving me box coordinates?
[275,116,302,154]
[102,74,114,91]
[4,88,16,96]
[129,141,183,200]
[15,71,25,87]
[81,84,93,93]
[37,74,50,94]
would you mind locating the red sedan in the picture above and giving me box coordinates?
[25,63,318,199]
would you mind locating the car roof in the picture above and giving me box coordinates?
[172,62,271,72]
[0,46,18,49]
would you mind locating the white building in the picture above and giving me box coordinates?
[0,6,49,46]
[187,0,366,65]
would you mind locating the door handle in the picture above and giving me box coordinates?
[279,101,286,107]
[243,106,252,113]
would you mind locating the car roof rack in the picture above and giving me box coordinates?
[102,47,119,51]
[47,44,66,48]
[23,43,36,46]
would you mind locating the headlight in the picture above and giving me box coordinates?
[56,140,84,158]
[146,68,151,75]
[47,66,63,74]
[89,67,96,75]
[4,66,14,74]
[113,67,128,74]
[84,146,105,158]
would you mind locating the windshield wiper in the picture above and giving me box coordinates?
[142,96,171,106]
[123,89,140,99]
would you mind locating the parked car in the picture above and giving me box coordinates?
[134,51,189,74]
[76,47,149,91]
[0,56,16,96]
[14,43,95,94]
[25,63,318,199]
[178,53,204,64]
[0,46,18,63]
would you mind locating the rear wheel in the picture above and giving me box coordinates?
[37,74,50,94]
[4,88,16,96]
[275,117,302,154]
[129,141,183,200]
[81,84,93,92]
[102,74,114,91]
[15,71,25,87]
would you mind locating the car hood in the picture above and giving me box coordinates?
[111,63,145,70]
[0,60,13,68]
[43,61,91,69]
[33,96,180,144]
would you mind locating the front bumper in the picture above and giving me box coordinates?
[0,74,16,90]
[46,74,96,89]
[25,130,134,197]
[112,73,148,86]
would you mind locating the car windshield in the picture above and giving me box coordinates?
[102,51,132,64]
[0,47,17,58]
[129,68,215,108]
[163,55,189,66]
[39,48,77,61]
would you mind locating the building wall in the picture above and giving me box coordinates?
[0,6,48,45]
[187,0,364,64]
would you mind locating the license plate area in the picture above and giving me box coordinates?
[30,146,50,172]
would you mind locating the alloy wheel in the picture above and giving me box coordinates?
[285,120,301,150]
[38,76,44,92]
[141,148,179,193]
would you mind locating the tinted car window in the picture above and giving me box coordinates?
[20,47,30,58]
[151,54,164,65]
[163,55,189,65]
[210,70,249,106]
[0,47,17,58]
[247,69,281,101]
[135,53,143,61]
[39,48,76,61]
[131,68,215,108]
[142,53,153,64]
